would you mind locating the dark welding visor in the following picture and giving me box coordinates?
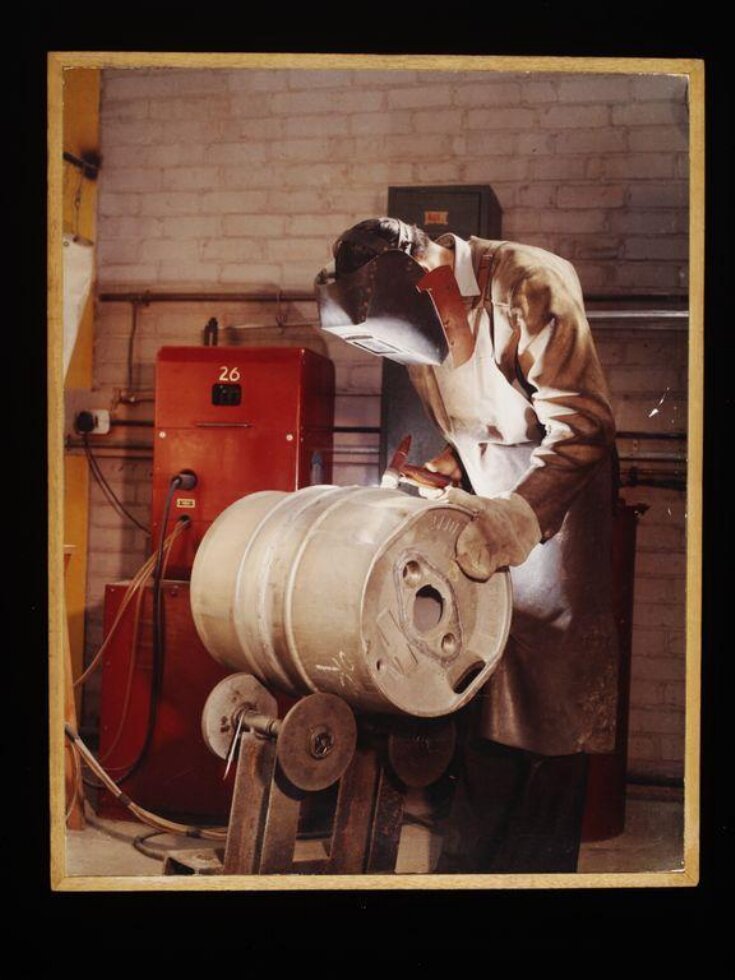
[315,250,449,366]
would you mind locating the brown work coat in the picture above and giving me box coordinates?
[409,237,620,755]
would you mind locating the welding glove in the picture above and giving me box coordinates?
[443,487,542,580]
[417,444,464,499]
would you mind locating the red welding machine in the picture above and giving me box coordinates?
[97,346,334,820]
[151,346,334,578]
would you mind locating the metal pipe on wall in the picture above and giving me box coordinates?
[617,452,686,463]
[66,441,153,455]
[98,290,689,332]
[69,445,688,464]
[99,289,688,307]
[98,290,315,304]
[587,310,688,320]
[81,424,687,441]
[617,431,686,441]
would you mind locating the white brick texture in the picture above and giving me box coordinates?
[95,66,687,299]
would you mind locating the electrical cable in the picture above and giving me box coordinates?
[83,434,151,535]
[82,772,105,791]
[64,724,227,841]
[74,553,154,688]
[84,519,186,784]
[132,830,171,861]
[112,474,195,785]
[98,525,181,766]
[73,520,187,689]
[148,480,181,756]
[78,523,187,790]
[85,437,151,534]
[126,300,139,394]
[84,432,142,525]
[96,577,147,766]
[132,829,217,862]
[65,738,82,822]
[73,474,198,803]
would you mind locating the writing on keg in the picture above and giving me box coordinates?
[315,650,357,690]
[429,513,462,537]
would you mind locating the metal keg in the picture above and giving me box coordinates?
[190,485,512,718]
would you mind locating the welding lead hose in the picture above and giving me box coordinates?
[125,474,198,784]
[65,724,228,841]
[98,522,185,766]
[97,574,148,765]
[75,520,187,794]
[65,734,82,822]
[74,519,188,689]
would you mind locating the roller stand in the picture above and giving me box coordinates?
[325,714,456,874]
[164,673,456,876]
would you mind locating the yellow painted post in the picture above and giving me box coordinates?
[62,68,100,709]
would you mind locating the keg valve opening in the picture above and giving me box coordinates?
[413,584,444,632]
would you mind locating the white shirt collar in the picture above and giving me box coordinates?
[436,233,479,297]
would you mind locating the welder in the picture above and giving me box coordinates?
[315,217,620,872]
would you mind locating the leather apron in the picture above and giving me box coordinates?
[428,246,619,756]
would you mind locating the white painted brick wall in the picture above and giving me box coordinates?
[96,67,689,297]
[604,324,687,782]
[84,67,691,780]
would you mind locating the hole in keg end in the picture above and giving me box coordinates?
[441,633,458,657]
[402,560,422,586]
[376,659,385,672]
[452,661,484,694]
[413,585,444,632]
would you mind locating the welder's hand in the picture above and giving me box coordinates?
[417,445,463,499]
[443,487,542,580]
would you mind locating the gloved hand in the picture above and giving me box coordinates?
[442,487,542,580]
[416,444,463,499]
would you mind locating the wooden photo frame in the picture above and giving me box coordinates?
[48,51,704,892]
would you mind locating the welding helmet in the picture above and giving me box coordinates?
[314,219,450,366]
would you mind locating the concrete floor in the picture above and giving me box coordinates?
[64,783,684,879]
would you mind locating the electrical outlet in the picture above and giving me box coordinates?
[75,409,111,435]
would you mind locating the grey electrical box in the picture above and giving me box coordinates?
[381,185,503,478]
[387,184,501,243]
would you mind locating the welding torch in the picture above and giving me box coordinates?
[380,434,458,493]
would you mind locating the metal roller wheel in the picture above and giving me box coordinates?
[387,718,457,788]
[201,673,278,760]
[277,693,357,792]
